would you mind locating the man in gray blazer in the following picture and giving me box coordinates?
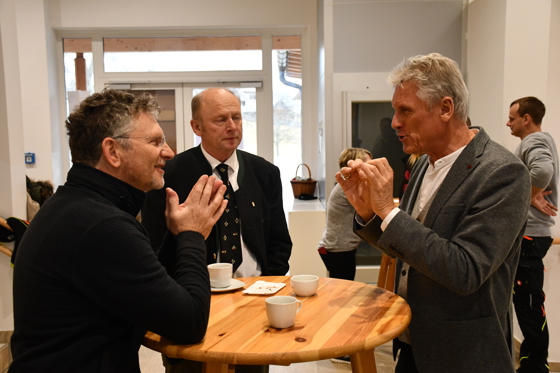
[337,53,531,373]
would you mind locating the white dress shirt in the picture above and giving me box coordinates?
[381,145,467,231]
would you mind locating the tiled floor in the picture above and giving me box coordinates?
[139,342,396,373]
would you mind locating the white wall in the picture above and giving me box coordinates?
[465,0,507,144]
[48,0,314,29]
[0,0,27,332]
[17,0,57,184]
[543,0,560,364]
[468,0,560,363]
[502,0,552,150]
[326,0,464,199]
[317,0,329,197]
[333,0,463,73]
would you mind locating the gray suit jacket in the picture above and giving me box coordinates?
[357,127,531,373]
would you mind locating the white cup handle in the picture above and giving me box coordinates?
[295,299,302,314]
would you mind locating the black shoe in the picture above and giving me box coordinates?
[330,356,351,364]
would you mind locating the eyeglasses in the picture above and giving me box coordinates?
[114,135,167,148]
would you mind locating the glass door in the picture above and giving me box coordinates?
[109,83,184,155]
[112,84,259,157]
[190,87,257,155]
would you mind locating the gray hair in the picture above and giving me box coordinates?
[388,53,469,122]
[66,88,160,167]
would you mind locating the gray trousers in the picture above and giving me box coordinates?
[163,354,269,373]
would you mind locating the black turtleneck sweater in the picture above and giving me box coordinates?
[10,164,210,373]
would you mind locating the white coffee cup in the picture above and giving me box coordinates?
[208,263,233,288]
[265,296,303,329]
[290,274,319,297]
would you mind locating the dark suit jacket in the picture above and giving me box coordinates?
[142,146,292,276]
[356,127,531,373]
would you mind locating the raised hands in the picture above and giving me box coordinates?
[336,157,396,222]
[165,175,228,239]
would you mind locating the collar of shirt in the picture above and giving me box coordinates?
[418,145,467,211]
[200,145,240,191]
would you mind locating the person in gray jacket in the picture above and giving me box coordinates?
[336,53,531,373]
[507,96,558,373]
[318,147,372,281]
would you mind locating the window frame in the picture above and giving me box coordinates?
[57,28,311,180]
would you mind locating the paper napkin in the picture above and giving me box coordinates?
[242,280,286,295]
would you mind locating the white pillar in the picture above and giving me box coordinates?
[16,0,59,185]
[0,0,27,331]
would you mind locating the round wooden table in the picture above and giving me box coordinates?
[143,276,410,373]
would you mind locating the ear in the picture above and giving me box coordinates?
[191,119,203,137]
[523,114,532,125]
[100,137,123,168]
[439,97,454,123]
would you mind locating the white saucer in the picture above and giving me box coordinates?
[211,279,246,293]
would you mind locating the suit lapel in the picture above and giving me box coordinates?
[402,156,429,215]
[191,145,213,176]
[423,128,487,228]
[235,149,245,186]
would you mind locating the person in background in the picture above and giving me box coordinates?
[318,147,372,281]
[10,89,227,373]
[142,87,292,373]
[507,96,558,373]
[399,153,421,198]
[337,53,531,373]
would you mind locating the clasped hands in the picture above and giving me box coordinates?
[165,175,228,239]
[336,157,396,222]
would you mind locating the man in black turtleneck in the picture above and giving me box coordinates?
[10,89,227,373]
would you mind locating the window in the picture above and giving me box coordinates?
[102,36,263,72]
[63,38,94,113]
[272,36,302,203]
[60,32,305,196]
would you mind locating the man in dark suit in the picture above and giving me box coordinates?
[142,87,292,373]
[337,53,531,373]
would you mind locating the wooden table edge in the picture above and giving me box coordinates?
[143,308,410,365]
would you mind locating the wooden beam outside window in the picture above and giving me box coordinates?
[63,35,301,54]
[63,38,92,53]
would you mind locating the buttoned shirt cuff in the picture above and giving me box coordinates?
[380,207,401,231]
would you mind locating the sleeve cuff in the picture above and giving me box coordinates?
[380,207,401,231]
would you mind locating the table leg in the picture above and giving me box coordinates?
[350,349,377,373]
[202,361,235,373]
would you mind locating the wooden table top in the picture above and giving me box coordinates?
[143,276,410,366]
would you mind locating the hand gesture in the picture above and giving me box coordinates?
[336,159,375,221]
[358,157,396,220]
[532,190,558,217]
[165,175,228,239]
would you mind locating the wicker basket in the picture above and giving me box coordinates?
[290,163,317,198]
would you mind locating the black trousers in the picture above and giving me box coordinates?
[318,248,356,281]
[513,236,551,373]
[163,355,269,373]
[393,338,419,373]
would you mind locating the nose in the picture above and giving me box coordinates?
[391,115,401,129]
[161,142,175,160]
[225,117,240,131]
